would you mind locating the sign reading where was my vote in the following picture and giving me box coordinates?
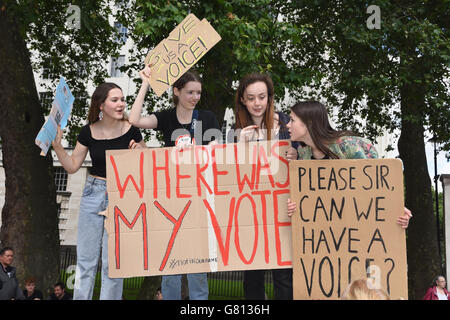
[289,159,408,300]
[144,14,221,96]
[104,141,292,277]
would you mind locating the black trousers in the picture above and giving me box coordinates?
[243,269,293,300]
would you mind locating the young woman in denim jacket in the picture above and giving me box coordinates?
[52,83,146,299]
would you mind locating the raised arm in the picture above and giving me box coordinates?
[52,126,88,174]
[128,65,158,129]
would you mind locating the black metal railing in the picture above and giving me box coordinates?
[59,247,274,299]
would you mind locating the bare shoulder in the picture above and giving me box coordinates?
[123,120,132,132]
[89,122,98,137]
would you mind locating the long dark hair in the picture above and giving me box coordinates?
[234,73,275,140]
[290,101,355,159]
[172,70,202,106]
[87,82,123,124]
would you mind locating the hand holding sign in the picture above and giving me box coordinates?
[287,198,412,228]
[285,147,298,161]
[397,207,412,229]
[51,125,64,150]
[139,64,152,82]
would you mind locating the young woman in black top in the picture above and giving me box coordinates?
[129,66,220,300]
[129,67,220,148]
[52,82,146,300]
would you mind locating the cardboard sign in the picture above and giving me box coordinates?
[144,14,221,96]
[105,141,292,277]
[289,159,408,300]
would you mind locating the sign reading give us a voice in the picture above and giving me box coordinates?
[144,14,221,96]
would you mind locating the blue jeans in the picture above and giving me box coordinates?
[162,273,209,300]
[73,176,123,300]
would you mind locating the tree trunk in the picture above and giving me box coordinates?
[397,58,441,300]
[0,2,60,298]
[200,57,234,130]
[137,276,161,300]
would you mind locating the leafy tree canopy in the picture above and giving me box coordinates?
[284,0,449,150]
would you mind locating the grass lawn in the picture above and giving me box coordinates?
[62,273,274,300]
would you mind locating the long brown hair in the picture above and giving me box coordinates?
[290,101,355,159]
[87,82,124,124]
[172,70,202,106]
[234,73,275,140]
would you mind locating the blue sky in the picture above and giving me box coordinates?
[425,140,450,193]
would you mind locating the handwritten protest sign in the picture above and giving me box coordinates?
[35,77,74,156]
[144,14,221,96]
[104,141,292,277]
[289,159,408,300]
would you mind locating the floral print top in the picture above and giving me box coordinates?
[297,136,379,160]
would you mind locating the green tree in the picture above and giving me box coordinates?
[0,0,122,297]
[285,0,449,299]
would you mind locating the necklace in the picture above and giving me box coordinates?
[176,107,193,125]
[99,121,125,140]
[180,121,191,131]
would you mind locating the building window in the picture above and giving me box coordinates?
[73,91,89,108]
[77,61,88,78]
[114,22,128,44]
[56,202,62,218]
[42,65,56,80]
[39,91,53,112]
[115,0,128,9]
[110,55,125,77]
[54,166,68,192]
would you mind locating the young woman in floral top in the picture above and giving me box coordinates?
[285,101,412,228]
